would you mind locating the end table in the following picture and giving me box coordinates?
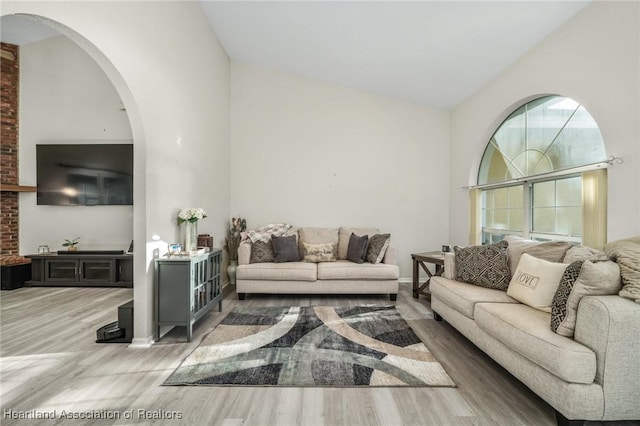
[411,251,445,299]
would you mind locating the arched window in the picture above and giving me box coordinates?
[475,95,609,247]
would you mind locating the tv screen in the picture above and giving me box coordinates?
[37,144,133,206]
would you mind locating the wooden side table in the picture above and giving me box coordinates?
[411,251,445,299]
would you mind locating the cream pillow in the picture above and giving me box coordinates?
[303,242,337,263]
[507,253,568,312]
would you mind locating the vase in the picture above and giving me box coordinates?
[227,260,238,285]
[185,221,198,253]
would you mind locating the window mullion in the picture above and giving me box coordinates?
[524,183,532,238]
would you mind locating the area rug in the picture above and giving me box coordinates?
[163,305,455,387]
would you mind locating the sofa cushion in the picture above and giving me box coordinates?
[346,233,369,264]
[429,277,518,319]
[366,234,391,264]
[503,235,571,276]
[250,240,274,263]
[272,235,301,263]
[303,242,337,263]
[317,260,399,280]
[475,302,596,384]
[552,260,622,337]
[507,253,567,313]
[299,227,339,259]
[237,262,317,282]
[455,240,510,290]
[338,227,379,260]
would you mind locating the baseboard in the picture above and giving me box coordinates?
[129,336,154,348]
[399,277,412,284]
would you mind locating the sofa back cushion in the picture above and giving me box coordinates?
[503,235,571,278]
[337,227,380,260]
[507,253,568,312]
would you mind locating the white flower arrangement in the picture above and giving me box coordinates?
[177,207,207,224]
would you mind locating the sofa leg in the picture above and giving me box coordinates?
[433,311,443,321]
[389,294,397,301]
[555,410,584,426]
[238,293,246,300]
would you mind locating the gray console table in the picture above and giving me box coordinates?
[154,249,222,342]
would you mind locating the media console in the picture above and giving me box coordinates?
[26,252,133,288]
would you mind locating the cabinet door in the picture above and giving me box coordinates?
[79,259,115,282]
[116,258,134,283]
[45,259,79,282]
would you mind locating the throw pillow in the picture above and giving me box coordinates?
[303,242,337,263]
[249,240,275,263]
[366,234,391,264]
[604,236,640,304]
[454,240,510,290]
[563,246,607,264]
[346,233,369,264]
[271,235,301,263]
[550,260,584,333]
[506,253,568,313]
[551,260,622,336]
[338,227,379,260]
[503,235,572,277]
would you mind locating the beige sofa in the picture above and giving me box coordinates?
[430,243,640,425]
[236,227,399,300]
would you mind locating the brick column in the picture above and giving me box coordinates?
[1,42,20,256]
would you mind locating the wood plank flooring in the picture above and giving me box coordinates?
[0,284,634,425]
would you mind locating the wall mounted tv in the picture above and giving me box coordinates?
[37,144,133,206]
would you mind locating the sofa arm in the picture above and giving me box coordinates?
[443,252,456,279]
[574,295,640,419]
[382,244,397,265]
[238,242,251,265]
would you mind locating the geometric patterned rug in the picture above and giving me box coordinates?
[163,305,456,387]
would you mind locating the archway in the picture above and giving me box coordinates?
[1,12,151,346]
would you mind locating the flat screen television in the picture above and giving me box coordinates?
[37,144,133,206]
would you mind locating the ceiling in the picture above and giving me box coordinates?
[2,1,591,110]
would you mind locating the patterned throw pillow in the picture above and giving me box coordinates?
[250,240,274,264]
[346,233,369,264]
[303,242,337,263]
[366,234,390,264]
[551,260,584,333]
[454,240,510,290]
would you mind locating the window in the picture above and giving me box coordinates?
[477,96,608,246]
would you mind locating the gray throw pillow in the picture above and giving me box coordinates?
[250,240,274,264]
[455,240,510,290]
[366,234,390,264]
[272,235,301,263]
[552,260,622,337]
[346,233,369,264]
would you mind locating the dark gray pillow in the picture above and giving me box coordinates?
[250,240,274,264]
[346,233,369,264]
[455,240,510,290]
[366,234,390,264]
[272,235,301,263]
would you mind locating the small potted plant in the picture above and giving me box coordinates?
[62,237,79,252]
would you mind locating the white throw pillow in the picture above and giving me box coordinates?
[507,253,568,312]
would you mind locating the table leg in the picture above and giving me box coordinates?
[412,258,419,298]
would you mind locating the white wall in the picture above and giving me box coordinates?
[230,63,450,278]
[19,35,133,254]
[449,1,640,246]
[4,1,231,345]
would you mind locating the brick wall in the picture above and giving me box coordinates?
[1,42,20,256]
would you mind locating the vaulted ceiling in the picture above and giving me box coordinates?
[1,1,591,110]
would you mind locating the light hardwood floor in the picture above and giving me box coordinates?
[0,284,634,426]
